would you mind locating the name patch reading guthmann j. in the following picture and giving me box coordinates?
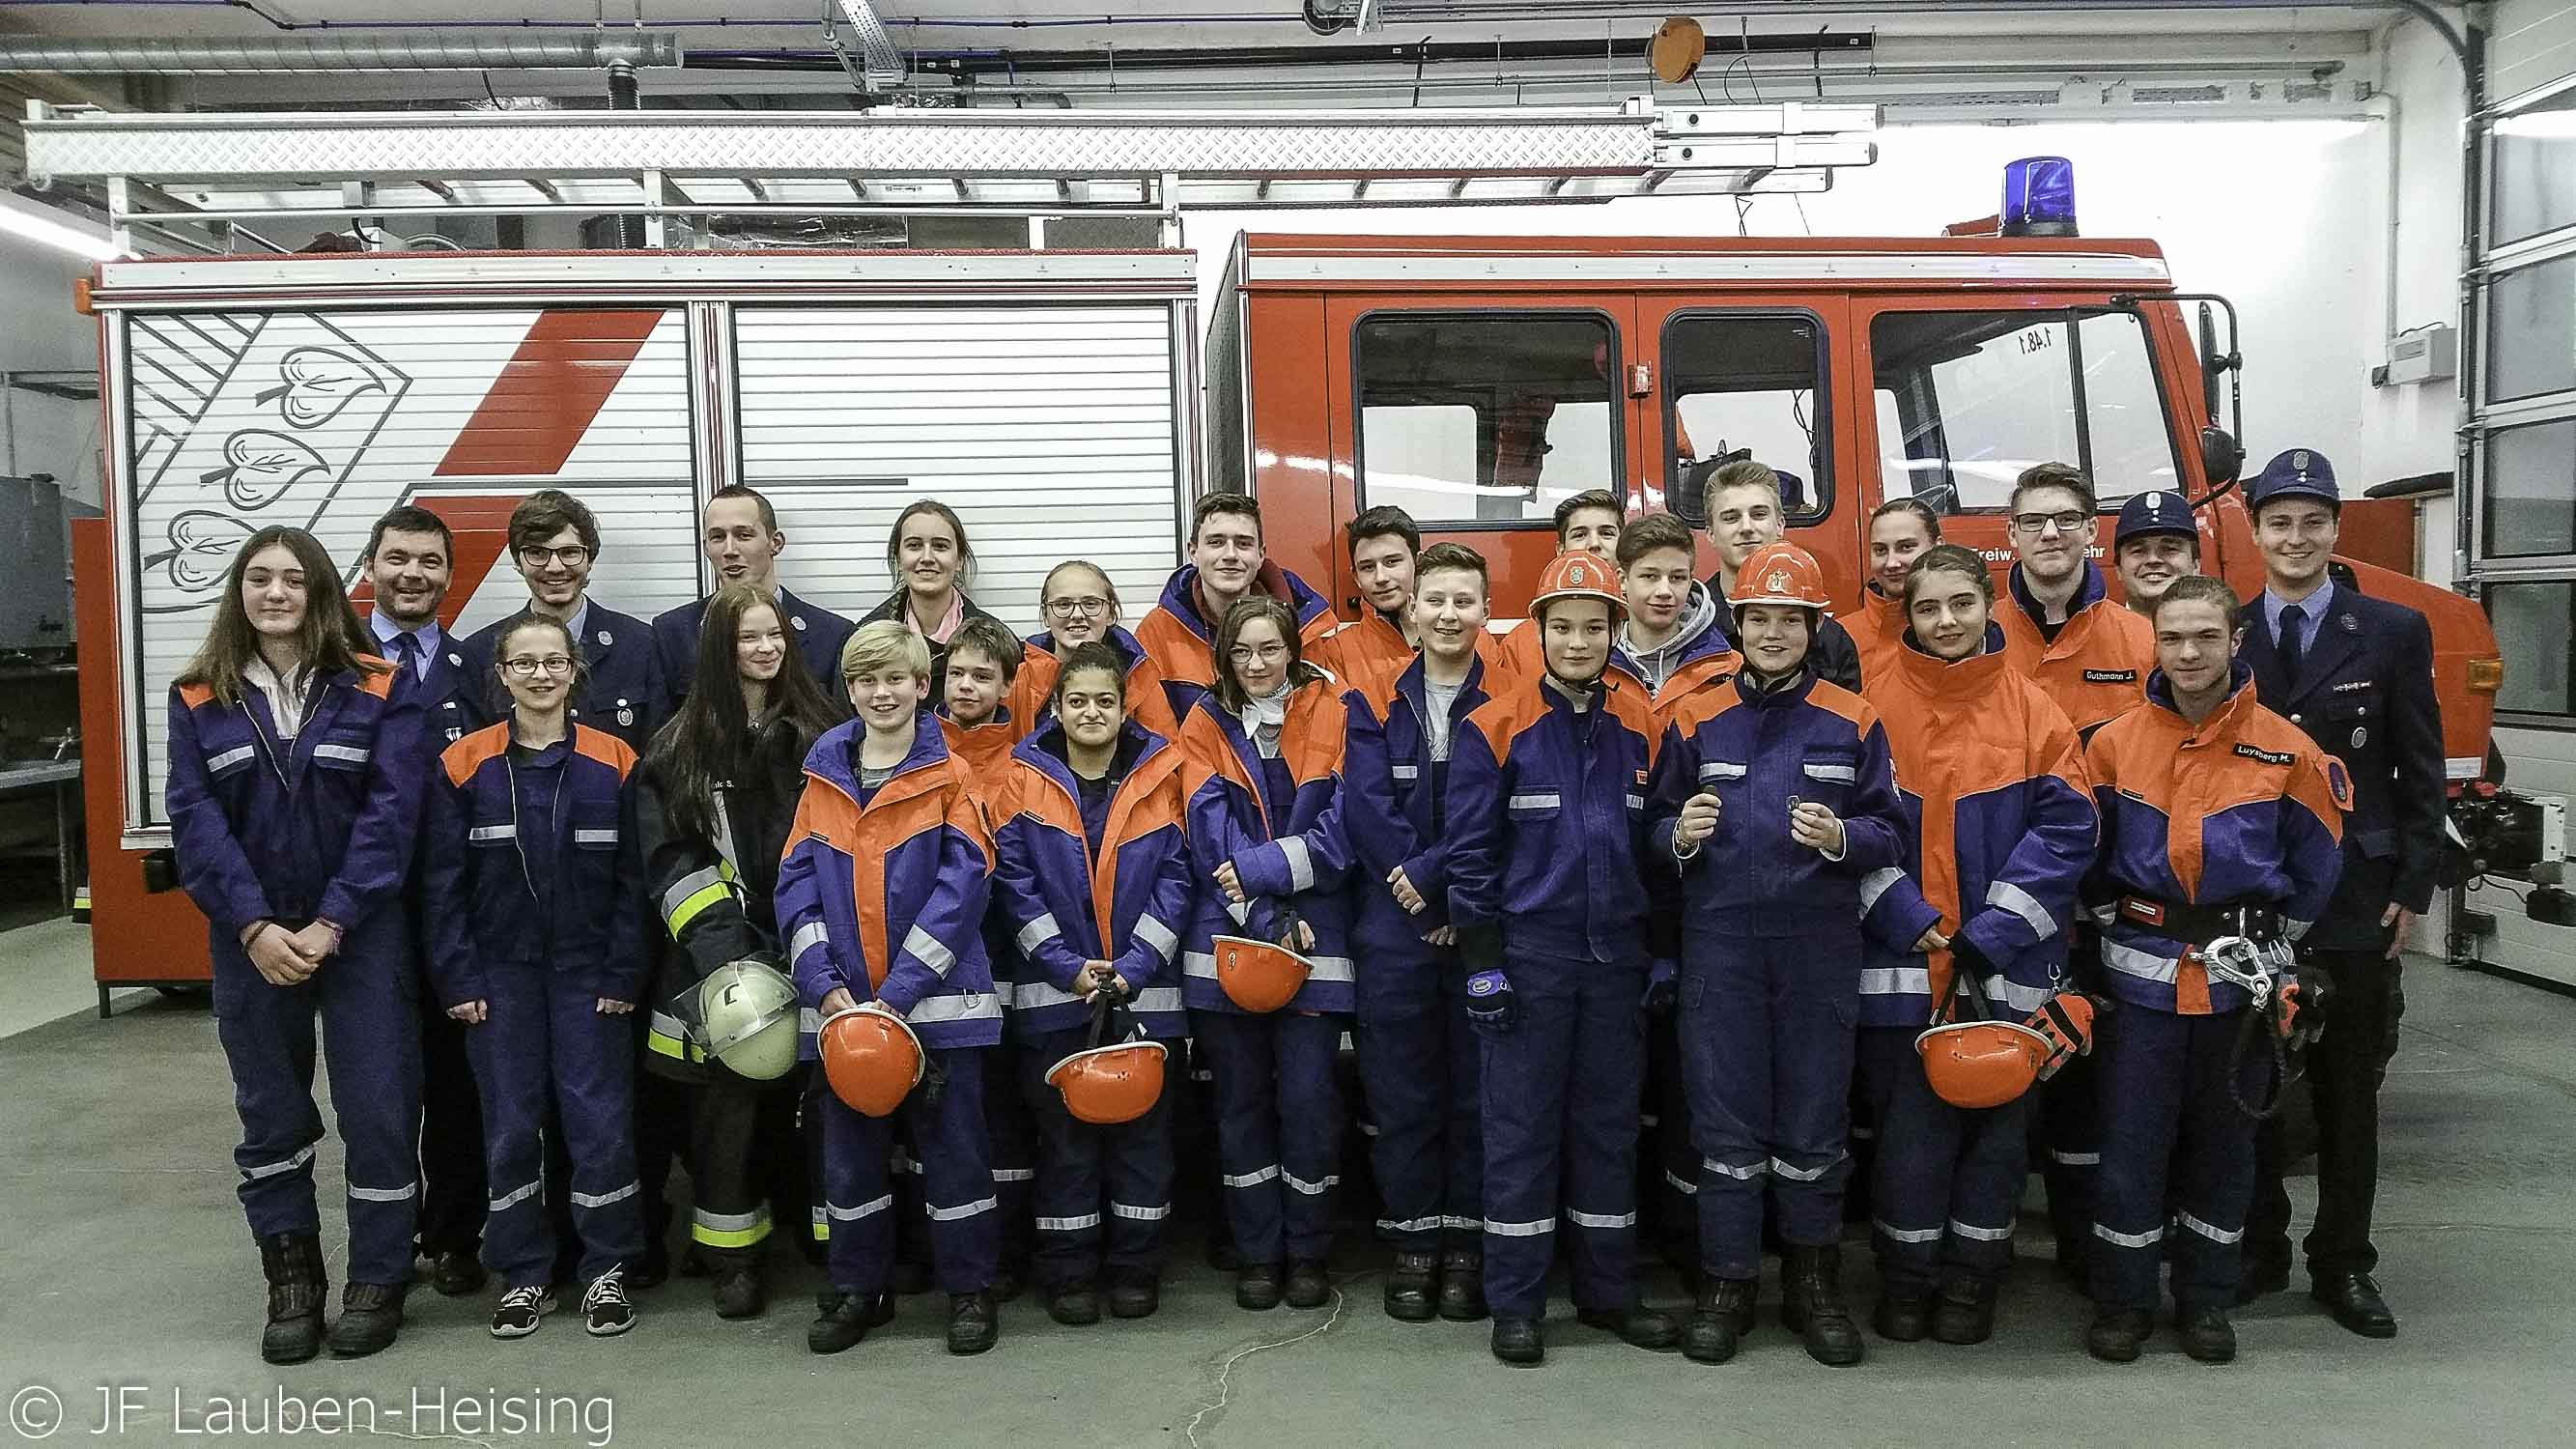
[2234,744,2295,766]
[2082,668,2139,684]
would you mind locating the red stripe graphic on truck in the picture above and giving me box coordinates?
[434,309,664,477]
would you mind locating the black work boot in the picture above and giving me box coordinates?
[807,1292,874,1355]
[1046,1280,1102,1326]
[1683,1278,1757,1364]
[711,1262,767,1320]
[1873,1283,1934,1343]
[1931,1276,1996,1345]
[1385,1250,1438,1321]
[2085,1307,2152,1363]
[1235,1263,1283,1311]
[1436,1246,1487,1321]
[1285,1259,1332,1309]
[257,1233,328,1365]
[1574,1304,1681,1350]
[1489,1316,1543,1366]
[1780,1245,1864,1366]
[326,1281,406,1358]
[1107,1269,1160,1320]
[2178,1305,2238,1364]
[429,1247,485,1297]
[946,1290,999,1354]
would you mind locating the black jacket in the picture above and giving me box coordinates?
[858,589,1014,713]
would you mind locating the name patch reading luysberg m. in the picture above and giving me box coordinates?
[2234,743,2295,766]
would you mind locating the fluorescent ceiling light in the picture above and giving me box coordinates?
[0,191,120,262]
[2494,110,2576,140]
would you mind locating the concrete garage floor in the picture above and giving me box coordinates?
[4,924,2574,1449]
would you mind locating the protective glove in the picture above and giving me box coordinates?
[1465,968,1518,1035]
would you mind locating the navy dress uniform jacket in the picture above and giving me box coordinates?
[2236,584,2444,952]
[651,586,857,720]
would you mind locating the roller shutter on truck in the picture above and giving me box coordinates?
[93,251,1200,843]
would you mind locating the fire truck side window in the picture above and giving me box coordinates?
[1662,313,1829,524]
[1870,308,2180,515]
[1353,313,1619,526]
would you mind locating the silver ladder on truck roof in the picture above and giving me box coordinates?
[21,97,1879,255]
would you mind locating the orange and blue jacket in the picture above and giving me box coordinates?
[1856,627,2098,1028]
[1006,625,1181,746]
[2083,662,2349,1015]
[166,663,422,941]
[990,718,1194,1041]
[1851,583,1911,686]
[1178,677,1352,1013]
[1649,665,1909,938]
[1135,562,1337,724]
[1605,582,1742,732]
[777,712,1002,1050]
[1342,651,1504,953]
[424,723,645,1009]
[1998,562,2156,739]
[1447,671,1661,964]
[939,709,1024,787]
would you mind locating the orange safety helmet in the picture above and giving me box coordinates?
[1914,1018,2053,1110]
[1212,933,1313,1013]
[1045,1037,1170,1125]
[1529,549,1628,624]
[1726,541,1832,611]
[818,1005,923,1118]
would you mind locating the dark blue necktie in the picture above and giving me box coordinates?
[2277,604,2306,688]
[388,631,420,698]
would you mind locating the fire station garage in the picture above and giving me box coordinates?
[1,1,2574,1443]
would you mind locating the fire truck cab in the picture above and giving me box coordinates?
[1207,228,2501,781]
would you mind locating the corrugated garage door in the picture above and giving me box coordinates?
[734,304,1184,640]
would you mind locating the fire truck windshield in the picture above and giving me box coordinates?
[1871,307,2180,518]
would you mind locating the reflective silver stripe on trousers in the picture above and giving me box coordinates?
[312,744,372,765]
[242,1144,317,1180]
[205,745,256,774]
[2102,939,2180,984]
[1949,1218,2014,1242]
[1565,1208,1635,1229]
[1110,1201,1173,1221]
[1769,1154,1843,1181]
[1802,762,1856,783]
[925,1196,1000,1222]
[1858,964,1929,997]
[2050,1150,2102,1167]
[1132,913,1179,964]
[348,1180,417,1203]
[1858,867,1907,915]
[2177,1210,2244,1244]
[573,828,618,846]
[490,1179,542,1212]
[1507,792,1560,810]
[1663,1169,1699,1196]
[789,921,831,965]
[991,1168,1036,1183]
[1986,878,2059,941]
[2092,1221,2164,1248]
[1703,1158,1767,1181]
[661,865,726,918]
[1378,1215,1444,1233]
[1035,1212,1101,1232]
[1875,1219,1942,1244]
[1016,911,1062,956]
[1484,1217,1554,1236]
[1700,762,1746,781]
[1222,1165,1280,1188]
[571,1181,638,1209]
[1279,837,1316,894]
[1281,1170,1340,1196]
[906,992,1002,1025]
[1442,1215,1480,1231]
[903,925,957,978]
[694,1207,766,1231]
[468,824,517,842]
[826,1194,895,1222]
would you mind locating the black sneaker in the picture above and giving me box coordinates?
[491,1285,552,1340]
[581,1269,636,1337]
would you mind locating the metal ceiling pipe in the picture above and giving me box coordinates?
[0,33,683,74]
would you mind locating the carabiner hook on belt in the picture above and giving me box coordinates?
[2196,933,2274,1009]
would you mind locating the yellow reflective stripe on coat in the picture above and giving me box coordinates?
[645,1011,707,1064]
[663,862,742,940]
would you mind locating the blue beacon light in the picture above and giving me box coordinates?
[2000,156,2079,238]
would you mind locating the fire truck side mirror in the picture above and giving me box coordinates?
[140,848,178,895]
[2200,426,2244,488]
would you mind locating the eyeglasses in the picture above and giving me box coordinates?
[518,544,591,568]
[2009,510,2091,536]
[502,656,577,678]
[1228,642,1289,667]
[1046,596,1111,618]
